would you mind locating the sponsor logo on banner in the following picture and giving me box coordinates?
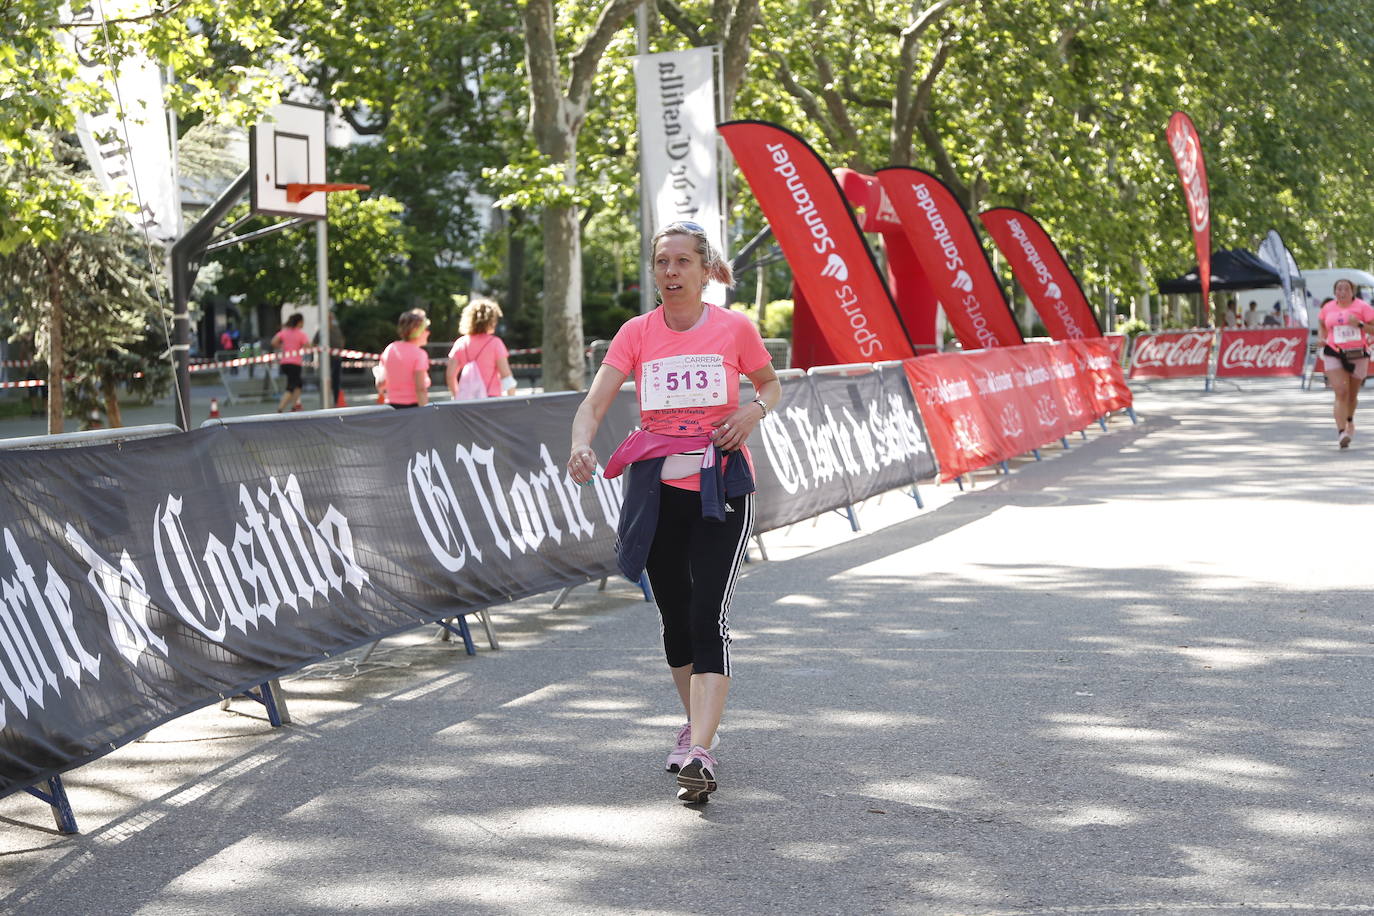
[979,208,1100,340]
[1215,329,1305,378]
[720,122,914,365]
[877,167,1023,351]
[1166,111,1212,305]
[1130,331,1214,378]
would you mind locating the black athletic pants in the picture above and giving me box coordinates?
[644,484,754,676]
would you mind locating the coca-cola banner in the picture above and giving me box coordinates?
[979,208,1101,340]
[904,341,1127,481]
[877,167,1024,350]
[1167,111,1212,309]
[1106,332,1129,366]
[1129,330,1216,379]
[0,373,934,798]
[1214,329,1306,378]
[719,121,915,367]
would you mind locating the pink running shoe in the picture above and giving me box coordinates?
[665,723,719,772]
[676,745,719,803]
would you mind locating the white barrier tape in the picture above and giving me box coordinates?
[0,379,47,389]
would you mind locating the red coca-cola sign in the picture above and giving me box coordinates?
[1129,330,1215,379]
[1214,329,1306,378]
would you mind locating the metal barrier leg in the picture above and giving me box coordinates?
[1080,429,1089,440]
[753,533,769,560]
[24,776,78,834]
[436,617,476,655]
[1060,437,1070,449]
[1126,406,1138,423]
[955,476,965,491]
[638,573,653,602]
[233,680,291,726]
[1000,461,1011,474]
[1032,449,1042,461]
[1098,417,1108,432]
[551,585,575,610]
[475,609,500,650]
[907,486,924,509]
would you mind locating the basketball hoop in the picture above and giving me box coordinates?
[285,182,370,203]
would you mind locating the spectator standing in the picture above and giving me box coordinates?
[1244,301,1261,328]
[376,309,431,408]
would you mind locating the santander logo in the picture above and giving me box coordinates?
[952,270,973,292]
[820,253,849,281]
[1220,335,1302,370]
[1044,282,1062,301]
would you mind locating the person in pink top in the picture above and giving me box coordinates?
[271,312,311,413]
[1318,278,1374,448]
[446,296,515,399]
[376,309,431,408]
[567,220,780,804]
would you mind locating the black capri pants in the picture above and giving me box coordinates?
[644,484,754,676]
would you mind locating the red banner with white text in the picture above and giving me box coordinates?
[904,340,1129,481]
[720,121,914,367]
[878,167,1024,350]
[1129,330,1215,379]
[1069,338,1134,414]
[1167,111,1213,309]
[979,208,1101,340]
[1214,328,1306,378]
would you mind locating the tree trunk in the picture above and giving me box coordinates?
[47,266,64,436]
[103,375,123,428]
[541,204,584,391]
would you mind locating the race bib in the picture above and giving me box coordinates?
[640,354,727,410]
[1333,323,1363,345]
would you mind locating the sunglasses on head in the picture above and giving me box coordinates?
[664,220,706,234]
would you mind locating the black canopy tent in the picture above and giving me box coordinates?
[1157,248,1282,293]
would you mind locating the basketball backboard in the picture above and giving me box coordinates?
[250,102,328,219]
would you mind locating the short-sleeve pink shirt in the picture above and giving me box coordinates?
[448,333,510,397]
[275,327,311,366]
[1320,299,1374,351]
[380,340,430,405]
[603,305,772,489]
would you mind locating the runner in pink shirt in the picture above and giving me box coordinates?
[1317,278,1374,448]
[376,309,431,408]
[271,313,311,412]
[567,220,780,804]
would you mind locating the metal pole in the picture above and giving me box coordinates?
[316,218,330,408]
[636,5,655,315]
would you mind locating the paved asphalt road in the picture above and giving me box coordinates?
[2,379,1374,915]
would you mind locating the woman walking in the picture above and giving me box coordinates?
[1318,278,1374,448]
[375,309,432,408]
[567,221,780,803]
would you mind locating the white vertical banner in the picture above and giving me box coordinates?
[65,1,179,242]
[634,47,724,303]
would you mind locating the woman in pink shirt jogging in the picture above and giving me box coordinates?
[1318,278,1374,448]
[271,312,311,413]
[567,221,781,804]
[376,309,431,408]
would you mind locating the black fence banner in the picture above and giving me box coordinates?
[1,371,931,798]
[753,366,933,532]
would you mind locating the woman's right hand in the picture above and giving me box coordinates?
[568,445,597,485]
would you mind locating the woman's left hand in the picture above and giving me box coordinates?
[711,401,765,452]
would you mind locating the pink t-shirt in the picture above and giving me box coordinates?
[274,327,311,365]
[1320,299,1374,351]
[448,333,509,397]
[603,305,772,490]
[380,340,430,405]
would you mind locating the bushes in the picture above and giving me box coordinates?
[732,298,793,339]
